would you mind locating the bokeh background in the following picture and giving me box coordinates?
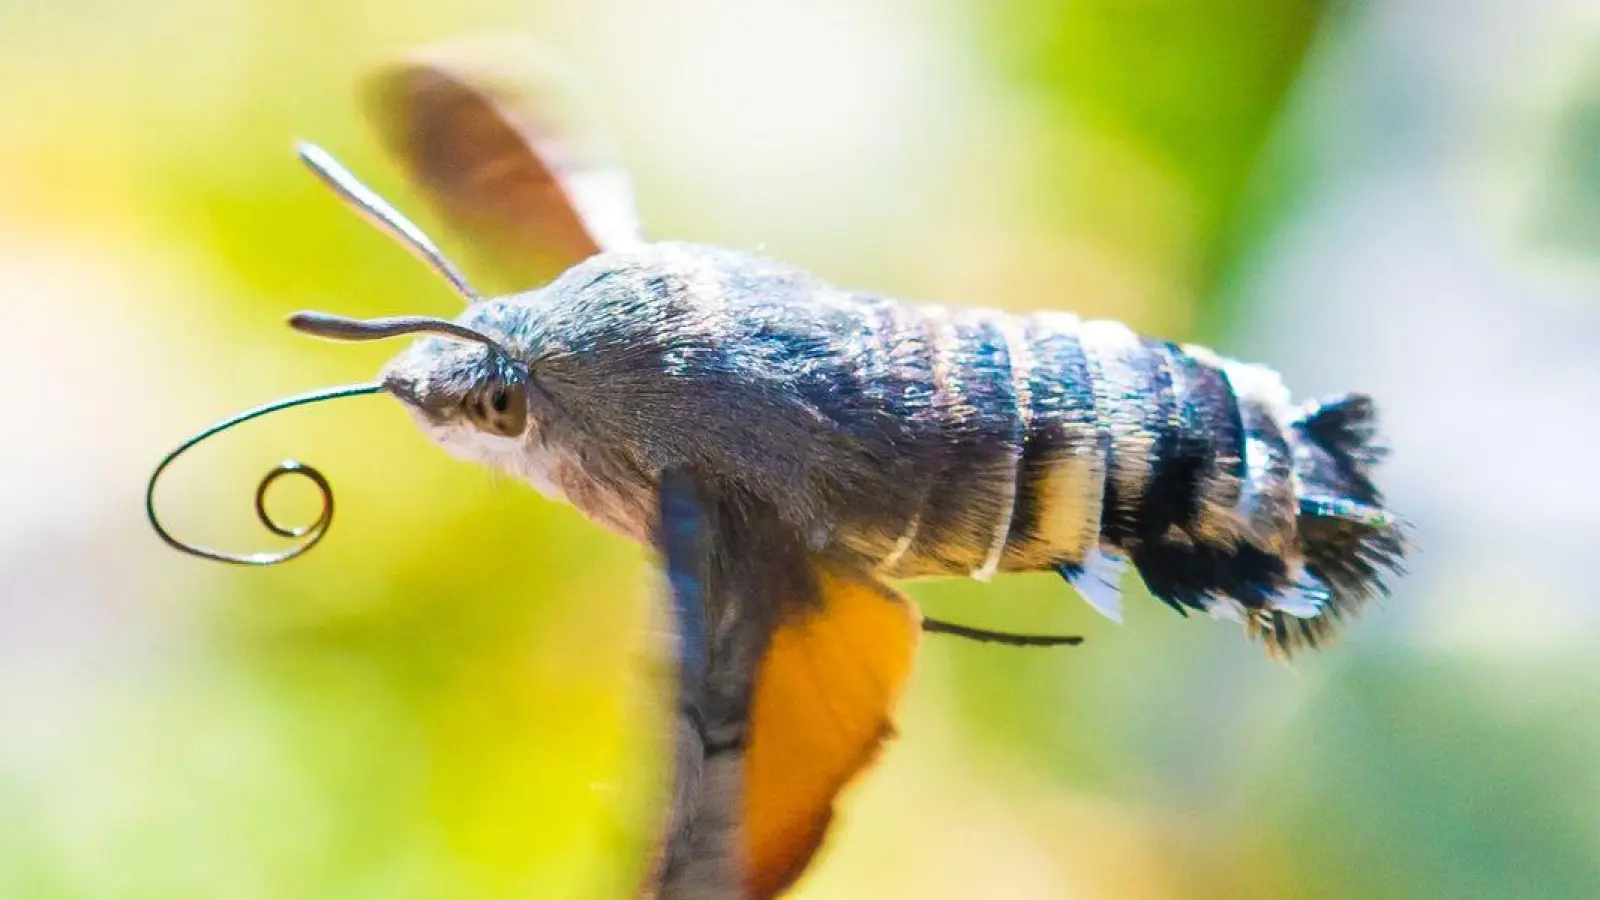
[4,0,1598,897]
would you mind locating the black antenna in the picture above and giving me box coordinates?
[287,311,512,356]
[296,141,482,304]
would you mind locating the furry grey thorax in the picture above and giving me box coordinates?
[379,241,877,545]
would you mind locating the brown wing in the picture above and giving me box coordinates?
[361,35,643,289]
[742,568,921,898]
[653,471,921,899]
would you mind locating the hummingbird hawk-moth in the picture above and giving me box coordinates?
[146,34,1407,900]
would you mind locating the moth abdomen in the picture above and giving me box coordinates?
[1048,319,1404,655]
[870,298,1404,656]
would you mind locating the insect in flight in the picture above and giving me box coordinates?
[145,34,1408,900]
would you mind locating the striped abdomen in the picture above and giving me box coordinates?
[852,301,1405,656]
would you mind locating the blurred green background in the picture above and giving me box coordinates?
[3,1,1598,898]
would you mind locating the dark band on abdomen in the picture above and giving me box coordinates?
[1122,342,1261,613]
[1001,312,1105,570]
[1078,321,1169,552]
[1175,349,1245,540]
[1121,339,1182,550]
[845,294,941,557]
[1236,395,1298,561]
[910,307,1024,573]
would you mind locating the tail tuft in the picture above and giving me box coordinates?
[1296,394,1389,501]
[1251,394,1409,657]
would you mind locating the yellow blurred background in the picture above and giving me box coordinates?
[3,1,1598,898]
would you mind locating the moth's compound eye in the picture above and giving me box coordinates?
[470,380,527,438]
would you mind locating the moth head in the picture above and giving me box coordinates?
[147,31,649,569]
[378,319,529,439]
[285,142,549,452]
[287,307,533,444]
[145,143,571,567]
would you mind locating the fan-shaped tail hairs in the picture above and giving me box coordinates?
[146,142,506,565]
